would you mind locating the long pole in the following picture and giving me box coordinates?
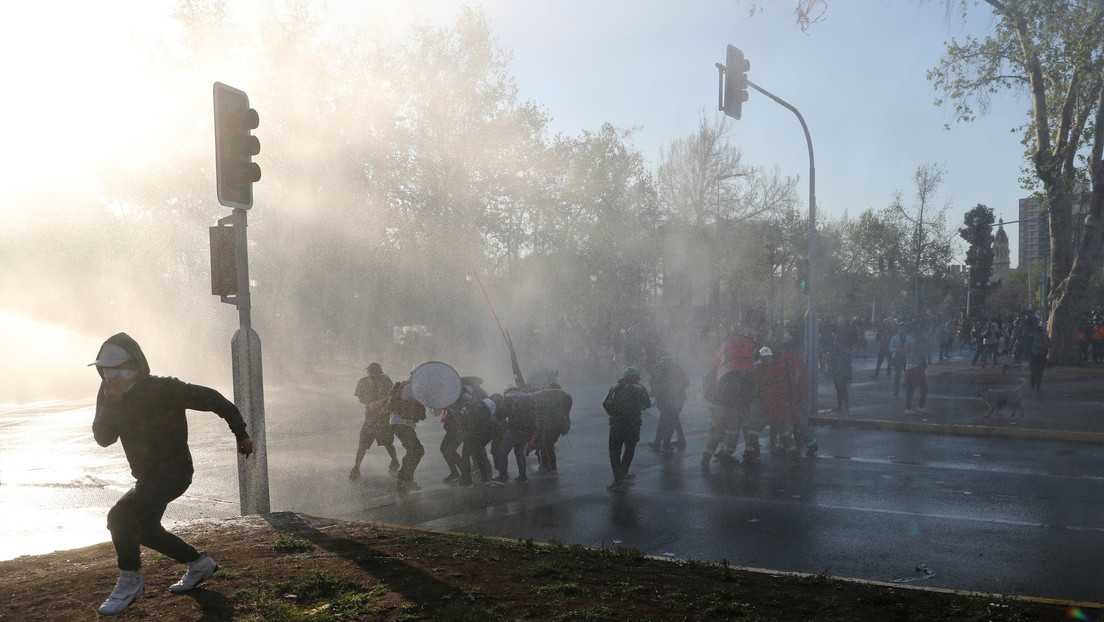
[748,80,818,413]
[229,207,270,515]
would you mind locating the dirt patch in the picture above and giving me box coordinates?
[0,512,1090,621]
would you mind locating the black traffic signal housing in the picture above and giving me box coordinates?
[213,82,261,209]
[723,45,750,120]
[209,223,237,297]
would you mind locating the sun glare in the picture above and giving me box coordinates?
[1,2,172,209]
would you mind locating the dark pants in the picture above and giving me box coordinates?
[832,375,850,410]
[874,347,890,377]
[653,401,684,450]
[1029,354,1046,392]
[905,365,927,410]
[608,418,641,481]
[461,425,492,483]
[489,427,505,473]
[497,428,530,478]
[440,423,462,477]
[107,475,200,571]
[535,426,561,472]
[984,343,1000,365]
[891,355,906,396]
[391,423,424,483]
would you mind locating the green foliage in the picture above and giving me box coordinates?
[533,582,582,594]
[959,204,996,283]
[232,569,385,622]
[1088,267,1104,310]
[930,0,1104,362]
[555,606,617,621]
[271,532,314,554]
[528,560,577,580]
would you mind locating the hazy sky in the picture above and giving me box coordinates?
[3,0,1030,261]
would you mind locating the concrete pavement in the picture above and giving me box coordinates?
[810,351,1104,444]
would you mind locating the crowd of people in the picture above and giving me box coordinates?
[349,364,573,491]
[349,327,825,492]
[345,304,1086,492]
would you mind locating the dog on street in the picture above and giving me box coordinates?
[979,378,1026,418]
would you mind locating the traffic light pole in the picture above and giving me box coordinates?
[747,79,819,414]
[224,207,270,515]
[212,82,269,515]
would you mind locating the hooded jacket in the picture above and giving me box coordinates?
[91,333,249,483]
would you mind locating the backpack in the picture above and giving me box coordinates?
[603,382,640,419]
[387,381,426,421]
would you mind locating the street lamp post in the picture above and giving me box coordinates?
[716,47,818,413]
[745,80,818,413]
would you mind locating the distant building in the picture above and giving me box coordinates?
[992,219,1010,281]
[1017,192,1102,270]
[1018,197,1050,268]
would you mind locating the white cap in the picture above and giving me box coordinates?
[482,397,496,416]
[89,342,131,367]
[759,347,773,357]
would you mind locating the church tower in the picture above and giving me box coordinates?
[992,218,1011,281]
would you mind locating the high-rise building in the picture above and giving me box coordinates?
[1018,192,1100,270]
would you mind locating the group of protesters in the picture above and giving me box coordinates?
[698,331,819,473]
[350,363,572,491]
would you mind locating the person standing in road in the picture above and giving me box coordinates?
[904,329,931,415]
[458,395,496,485]
[873,320,893,379]
[1029,318,1051,393]
[982,317,1003,367]
[602,367,651,490]
[492,388,539,484]
[90,333,253,616]
[386,379,426,492]
[349,363,399,480]
[888,324,911,398]
[778,342,818,457]
[647,353,690,455]
[970,317,987,365]
[825,331,853,413]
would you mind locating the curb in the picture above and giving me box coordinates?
[810,415,1104,444]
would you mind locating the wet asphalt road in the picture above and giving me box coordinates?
[4,382,1104,604]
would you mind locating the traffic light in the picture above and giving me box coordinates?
[209,223,237,297]
[213,82,261,209]
[723,45,750,120]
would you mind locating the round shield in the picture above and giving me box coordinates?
[408,361,462,409]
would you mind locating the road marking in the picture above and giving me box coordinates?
[833,454,1104,482]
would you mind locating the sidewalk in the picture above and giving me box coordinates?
[809,352,1104,443]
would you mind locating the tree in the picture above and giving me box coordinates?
[889,163,955,317]
[836,207,910,319]
[959,204,996,313]
[657,114,799,330]
[930,0,1104,364]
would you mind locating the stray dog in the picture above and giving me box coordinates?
[978,378,1026,418]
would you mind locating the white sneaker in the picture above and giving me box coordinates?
[169,553,218,593]
[98,569,143,615]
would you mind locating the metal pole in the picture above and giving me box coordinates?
[966,267,971,318]
[230,207,270,515]
[747,80,818,413]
